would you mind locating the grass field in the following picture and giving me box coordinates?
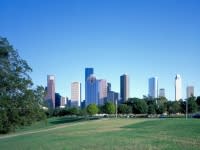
[0,117,200,150]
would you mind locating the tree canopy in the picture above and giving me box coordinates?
[0,37,46,133]
[87,104,98,115]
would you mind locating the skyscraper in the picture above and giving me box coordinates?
[98,79,107,105]
[85,68,94,101]
[186,86,194,98]
[107,91,119,104]
[148,77,158,99]
[107,82,111,93]
[71,82,81,107]
[120,74,130,103]
[86,74,99,106]
[46,75,55,109]
[55,93,61,108]
[85,68,94,81]
[159,88,165,98]
[175,74,182,101]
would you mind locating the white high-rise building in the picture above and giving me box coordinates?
[98,79,107,105]
[148,77,158,99]
[186,86,194,98]
[175,74,182,101]
[71,82,81,107]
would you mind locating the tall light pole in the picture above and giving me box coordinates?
[115,99,118,118]
[186,98,188,120]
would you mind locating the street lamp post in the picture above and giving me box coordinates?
[115,99,118,118]
[186,99,188,120]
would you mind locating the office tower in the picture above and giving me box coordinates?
[148,77,158,99]
[55,93,61,108]
[159,88,165,98]
[46,75,55,109]
[107,82,111,93]
[60,96,66,107]
[71,82,81,107]
[107,91,119,104]
[175,74,182,101]
[85,68,94,81]
[85,68,94,102]
[120,74,130,102]
[86,74,99,106]
[98,79,107,105]
[186,86,194,98]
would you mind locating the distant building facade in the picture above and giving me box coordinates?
[85,68,94,103]
[175,74,182,101]
[71,82,81,107]
[148,77,158,99]
[55,93,61,108]
[107,91,119,104]
[46,75,55,109]
[186,86,194,98]
[159,88,165,98]
[98,79,107,105]
[120,74,130,103]
[85,74,99,106]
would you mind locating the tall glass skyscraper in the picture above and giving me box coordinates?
[85,68,94,81]
[85,74,99,106]
[120,74,130,103]
[46,75,55,109]
[85,68,94,102]
[148,77,158,99]
[175,74,182,101]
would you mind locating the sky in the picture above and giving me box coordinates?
[1,0,200,100]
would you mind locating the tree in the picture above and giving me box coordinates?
[103,102,115,114]
[148,104,156,114]
[87,104,98,115]
[128,98,148,114]
[196,96,200,110]
[0,37,45,133]
[187,96,198,113]
[118,104,132,114]
[156,97,167,114]
[167,101,181,114]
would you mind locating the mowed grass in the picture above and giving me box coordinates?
[0,118,200,150]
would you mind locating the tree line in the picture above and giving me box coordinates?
[47,96,200,117]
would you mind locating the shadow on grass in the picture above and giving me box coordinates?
[49,116,101,125]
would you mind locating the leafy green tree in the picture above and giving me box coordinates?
[167,101,181,114]
[156,97,167,114]
[196,96,200,110]
[87,104,98,115]
[187,96,198,113]
[0,37,45,133]
[148,104,156,114]
[128,98,148,114]
[68,107,79,115]
[103,102,115,114]
[118,104,132,114]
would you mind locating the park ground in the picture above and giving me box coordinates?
[0,117,200,150]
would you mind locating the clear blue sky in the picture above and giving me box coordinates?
[1,0,200,100]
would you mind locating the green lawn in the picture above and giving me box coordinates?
[0,118,200,150]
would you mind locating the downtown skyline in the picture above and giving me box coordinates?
[46,69,195,103]
[1,0,200,100]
